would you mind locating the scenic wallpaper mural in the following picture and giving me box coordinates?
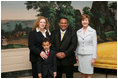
[1,1,117,49]
[1,1,117,78]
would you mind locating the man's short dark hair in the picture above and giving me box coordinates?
[59,17,68,22]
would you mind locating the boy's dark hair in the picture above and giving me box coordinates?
[42,38,50,44]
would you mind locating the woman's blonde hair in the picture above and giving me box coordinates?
[32,16,50,31]
[81,14,90,22]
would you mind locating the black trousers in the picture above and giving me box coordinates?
[42,72,53,78]
[56,64,74,78]
[31,62,53,78]
[31,62,38,78]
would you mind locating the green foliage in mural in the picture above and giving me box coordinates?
[25,1,77,31]
[83,7,93,18]
[83,1,117,42]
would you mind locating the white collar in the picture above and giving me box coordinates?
[45,49,50,52]
[36,27,47,33]
[81,26,92,32]
[60,29,66,34]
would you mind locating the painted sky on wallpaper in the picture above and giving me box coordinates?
[1,1,115,20]
[1,1,93,20]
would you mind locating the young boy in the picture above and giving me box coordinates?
[37,38,57,78]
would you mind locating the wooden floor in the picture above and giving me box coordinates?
[20,72,117,78]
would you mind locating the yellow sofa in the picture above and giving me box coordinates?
[94,42,117,70]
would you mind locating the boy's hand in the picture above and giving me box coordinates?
[53,72,57,78]
[38,73,42,78]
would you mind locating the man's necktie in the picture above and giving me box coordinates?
[61,31,64,41]
[47,51,49,56]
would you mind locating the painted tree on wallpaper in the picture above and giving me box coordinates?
[91,1,117,42]
[82,1,117,42]
[25,1,81,31]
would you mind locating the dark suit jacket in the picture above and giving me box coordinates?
[28,29,50,62]
[50,28,77,66]
[37,50,57,77]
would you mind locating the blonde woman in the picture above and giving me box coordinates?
[75,14,97,78]
[28,16,50,78]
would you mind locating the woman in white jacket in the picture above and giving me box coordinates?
[75,14,97,78]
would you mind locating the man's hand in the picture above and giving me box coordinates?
[56,52,62,59]
[40,51,48,59]
[61,52,66,58]
[38,73,42,78]
[53,72,57,78]
[56,52,66,59]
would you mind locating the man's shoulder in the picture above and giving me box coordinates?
[53,29,59,32]
[51,29,59,34]
[67,28,76,34]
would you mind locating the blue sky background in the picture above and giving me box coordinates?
[1,1,113,20]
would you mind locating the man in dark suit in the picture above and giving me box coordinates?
[37,38,57,78]
[51,17,77,78]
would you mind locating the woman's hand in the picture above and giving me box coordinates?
[76,56,78,64]
[91,58,96,65]
[40,51,48,59]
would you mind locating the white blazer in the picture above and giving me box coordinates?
[75,26,97,58]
